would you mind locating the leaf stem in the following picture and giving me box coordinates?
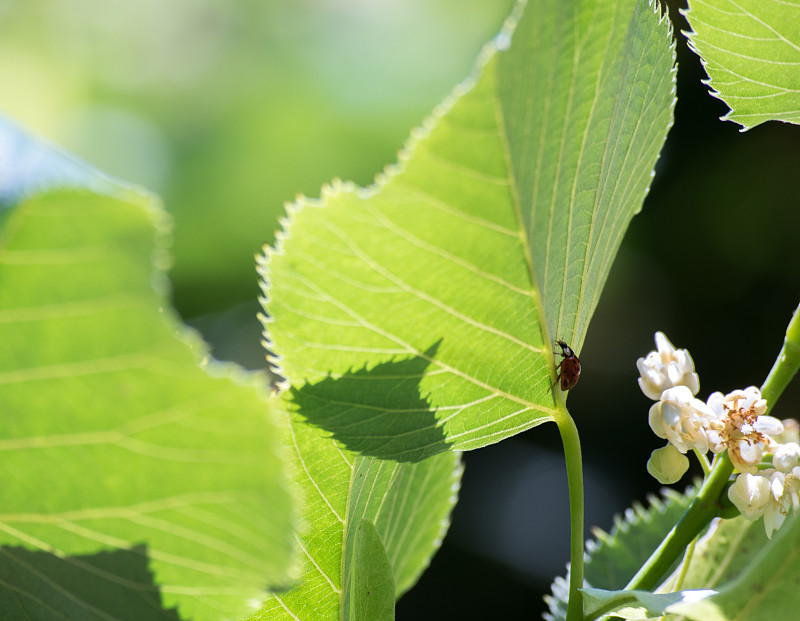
[555,410,584,621]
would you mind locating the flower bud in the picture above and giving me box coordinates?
[647,444,690,484]
[637,332,700,400]
[773,442,800,473]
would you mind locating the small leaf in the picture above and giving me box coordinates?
[349,520,395,621]
[254,413,461,621]
[684,0,800,129]
[261,0,676,460]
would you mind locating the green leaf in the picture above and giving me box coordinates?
[674,514,767,592]
[0,184,295,619]
[261,0,676,460]
[0,546,182,621]
[683,0,800,130]
[349,520,395,621]
[663,513,800,621]
[253,413,461,621]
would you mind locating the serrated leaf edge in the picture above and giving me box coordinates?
[256,2,527,391]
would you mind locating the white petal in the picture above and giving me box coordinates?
[655,331,674,355]
[639,378,663,402]
[674,349,693,372]
[685,372,700,396]
[660,401,683,427]
[739,441,762,466]
[706,392,725,416]
[755,416,784,436]
[649,402,668,439]
[666,361,684,385]
[763,502,786,539]
[770,472,786,500]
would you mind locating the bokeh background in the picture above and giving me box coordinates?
[1,0,799,619]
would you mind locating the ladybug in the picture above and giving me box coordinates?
[550,339,581,392]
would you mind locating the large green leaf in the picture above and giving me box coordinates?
[684,0,800,130]
[252,412,460,620]
[260,0,676,461]
[0,124,294,620]
[666,513,800,621]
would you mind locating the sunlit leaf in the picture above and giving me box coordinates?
[0,121,295,620]
[260,0,676,461]
[684,0,800,129]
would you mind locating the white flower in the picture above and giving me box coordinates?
[729,468,800,539]
[649,386,719,454]
[706,387,768,421]
[763,469,800,539]
[773,442,800,473]
[706,387,782,474]
[728,472,771,520]
[647,444,690,484]
[637,332,700,400]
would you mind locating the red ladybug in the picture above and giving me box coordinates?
[550,339,581,392]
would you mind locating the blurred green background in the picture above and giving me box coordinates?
[0,0,514,368]
[2,1,799,619]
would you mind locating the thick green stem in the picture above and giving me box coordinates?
[625,454,732,591]
[555,412,584,621]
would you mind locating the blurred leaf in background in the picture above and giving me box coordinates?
[0,0,514,368]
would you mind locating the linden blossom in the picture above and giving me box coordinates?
[637,331,800,539]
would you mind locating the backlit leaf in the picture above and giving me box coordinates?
[261,0,676,460]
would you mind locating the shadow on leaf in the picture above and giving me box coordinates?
[290,342,450,462]
[0,545,180,621]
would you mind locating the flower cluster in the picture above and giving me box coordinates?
[638,332,798,538]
